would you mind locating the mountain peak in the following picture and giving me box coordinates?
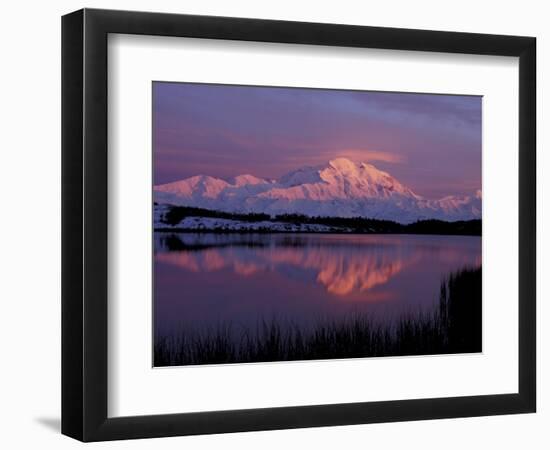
[327,158,387,178]
[359,161,377,171]
[232,174,268,187]
[328,157,358,172]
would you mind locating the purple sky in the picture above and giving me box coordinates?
[153,82,481,200]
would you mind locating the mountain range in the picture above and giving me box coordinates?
[153,158,481,224]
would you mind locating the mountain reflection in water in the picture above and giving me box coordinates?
[154,233,481,339]
[155,233,478,296]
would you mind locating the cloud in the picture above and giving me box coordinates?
[282,148,405,168]
[337,149,405,164]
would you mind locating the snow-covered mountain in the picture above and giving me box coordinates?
[154,158,481,224]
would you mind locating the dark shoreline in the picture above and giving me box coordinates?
[155,205,481,236]
[154,228,481,236]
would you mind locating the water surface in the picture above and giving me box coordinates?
[154,233,481,339]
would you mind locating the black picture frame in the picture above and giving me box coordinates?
[62,8,536,442]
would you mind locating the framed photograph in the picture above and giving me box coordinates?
[62,8,536,441]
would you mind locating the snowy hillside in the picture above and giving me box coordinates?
[153,204,344,232]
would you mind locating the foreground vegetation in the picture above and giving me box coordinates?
[154,267,481,366]
[157,204,481,236]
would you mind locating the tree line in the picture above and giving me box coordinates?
[158,204,481,236]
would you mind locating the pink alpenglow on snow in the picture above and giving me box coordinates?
[154,158,481,223]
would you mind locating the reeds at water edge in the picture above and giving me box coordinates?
[155,266,481,367]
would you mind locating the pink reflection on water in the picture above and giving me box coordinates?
[154,234,482,336]
[317,259,404,296]
[154,234,476,300]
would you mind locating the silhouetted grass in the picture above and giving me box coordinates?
[154,266,481,366]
